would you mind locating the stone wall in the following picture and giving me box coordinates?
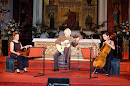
[34,41,100,60]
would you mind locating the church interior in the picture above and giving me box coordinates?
[0,0,130,86]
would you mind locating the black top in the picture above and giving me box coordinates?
[10,41,21,58]
[107,41,113,60]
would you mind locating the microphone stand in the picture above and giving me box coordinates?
[77,47,98,79]
[87,47,98,79]
[76,46,80,70]
[34,47,46,77]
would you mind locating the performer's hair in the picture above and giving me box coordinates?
[64,28,71,34]
[13,32,19,36]
[103,32,116,40]
[103,32,110,36]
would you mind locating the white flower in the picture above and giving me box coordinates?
[127,24,129,26]
[8,31,11,34]
[6,27,8,29]
[117,31,120,34]
[122,23,125,25]
[126,32,129,35]
[15,31,18,33]
[123,29,126,32]
[8,23,11,25]
[11,29,14,31]
[10,24,13,27]
[126,21,128,23]
[15,23,17,26]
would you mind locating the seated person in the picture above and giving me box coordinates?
[10,32,30,73]
[52,28,81,71]
[94,32,115,77]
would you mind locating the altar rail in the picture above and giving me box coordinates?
[33,38,101,60]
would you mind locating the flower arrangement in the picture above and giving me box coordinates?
[117,21,129,53]
[117,21,130,40]
[3,20,21,37]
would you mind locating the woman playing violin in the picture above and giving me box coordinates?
[10,32,30,73]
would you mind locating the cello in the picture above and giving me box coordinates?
[93,43,111,69]
[93,33,116,69]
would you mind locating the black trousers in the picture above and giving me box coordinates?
[13,56,29,69]
[104,52,113,74]
[54,47,69,69]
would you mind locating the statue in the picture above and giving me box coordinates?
[113,3,120,26]
[62,9,79,30]
[0,6,9,23]
[48,12,55,29]
[0,6,9,38]
[85,15,92,30]
[87,0,92,6]
[46,0,58,29]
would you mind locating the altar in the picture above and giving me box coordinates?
[32,38,101,60]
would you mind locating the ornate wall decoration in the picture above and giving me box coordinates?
[44,0,98,31]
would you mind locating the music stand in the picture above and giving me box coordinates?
[77,47,98,79]
[28,47,46,77]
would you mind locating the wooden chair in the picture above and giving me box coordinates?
[58,54,70,72]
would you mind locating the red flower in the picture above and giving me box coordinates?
[126,27,128,29]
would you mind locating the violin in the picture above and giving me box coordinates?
[16,48,30,57]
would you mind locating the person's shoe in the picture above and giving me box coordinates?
[23,70,28,72]
[16,69,20,73]
[23,68,28,73]
[106,74,110,77]
[94,72,98,74]
[51,69,59,71]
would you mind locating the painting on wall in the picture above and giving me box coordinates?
[44,0,98,31]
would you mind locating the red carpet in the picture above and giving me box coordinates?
[0,56,130,86]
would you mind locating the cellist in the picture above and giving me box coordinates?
[95,32,115,77]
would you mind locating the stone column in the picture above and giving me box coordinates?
[33,0,43,26]
[98,0,107,31]
[7,0,13,20]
